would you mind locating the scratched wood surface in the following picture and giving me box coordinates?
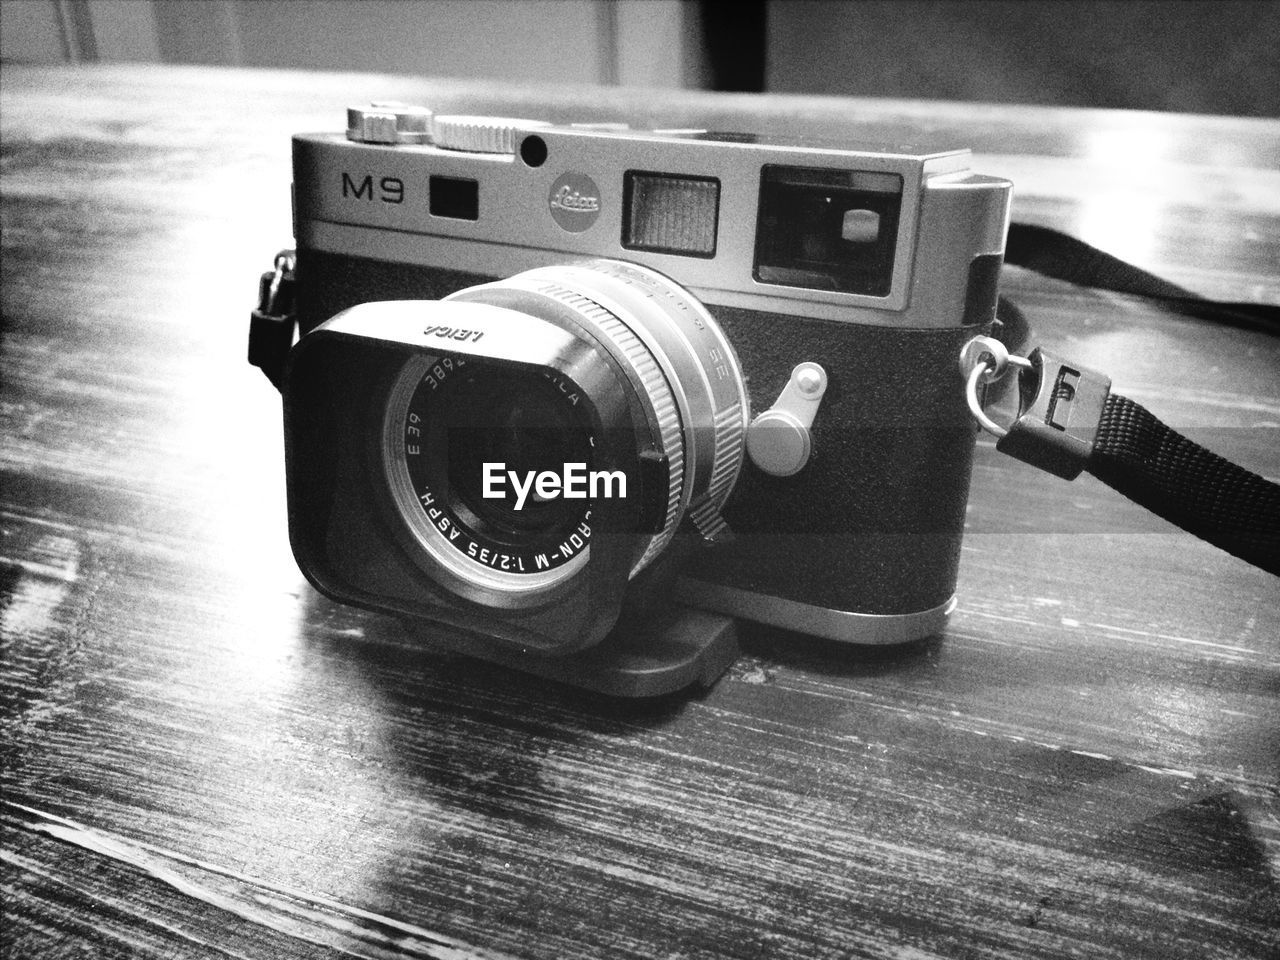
[1,65,1278,960]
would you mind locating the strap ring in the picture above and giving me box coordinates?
[261,249,296,317]
[959,335,1032,440]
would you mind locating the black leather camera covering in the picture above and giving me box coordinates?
[693,307,979,615]
[296,248,981,621]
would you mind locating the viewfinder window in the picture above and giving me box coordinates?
[429,176,479,221]
[753,166,902,296]
[623,172,719,258]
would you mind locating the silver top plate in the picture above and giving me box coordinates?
[293,123,1011,327]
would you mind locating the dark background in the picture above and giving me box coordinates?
[2,0,1278,116]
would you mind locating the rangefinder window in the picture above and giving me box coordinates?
[429,175,479,221]
[622,171,719,258]
[753,165,903,296]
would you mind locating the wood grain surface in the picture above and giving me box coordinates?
[2,65,1278,959]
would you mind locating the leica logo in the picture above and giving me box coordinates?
[549,185,600,213]
[423,324,484,343]
[547,172,602,232]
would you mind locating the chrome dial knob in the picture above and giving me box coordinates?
[432,115,550,154]
[346,102,433,144]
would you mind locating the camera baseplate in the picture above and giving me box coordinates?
[411,603,739,697]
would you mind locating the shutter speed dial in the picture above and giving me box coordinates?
[432,115,551,154]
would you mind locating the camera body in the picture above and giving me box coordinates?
[279,105,1011,696]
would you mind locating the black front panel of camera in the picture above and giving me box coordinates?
[695,305,979,615]
[297,247,979,618]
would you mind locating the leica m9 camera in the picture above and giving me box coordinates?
[260,101,1011,696]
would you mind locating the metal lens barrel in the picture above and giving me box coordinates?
[381,259,749,609]
[448,260,750,572]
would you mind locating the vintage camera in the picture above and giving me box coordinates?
[271,102,1011,696]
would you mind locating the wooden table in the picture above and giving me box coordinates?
[2,65,1277,959]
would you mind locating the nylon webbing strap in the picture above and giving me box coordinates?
[1005,223,1280,335]
[1086,395,1280,576]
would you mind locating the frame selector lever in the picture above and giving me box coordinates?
[746,362,828,477]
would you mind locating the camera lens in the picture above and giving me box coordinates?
[384,353,599,607]
[383,260,748,609]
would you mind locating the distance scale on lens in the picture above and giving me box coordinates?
[382,353,597,606]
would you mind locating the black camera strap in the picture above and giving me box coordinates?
[1005,222,1280,334]
[969,224,1280,576]
[248,226,1280,577]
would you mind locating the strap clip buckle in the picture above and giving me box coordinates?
[960,336,1111,480]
